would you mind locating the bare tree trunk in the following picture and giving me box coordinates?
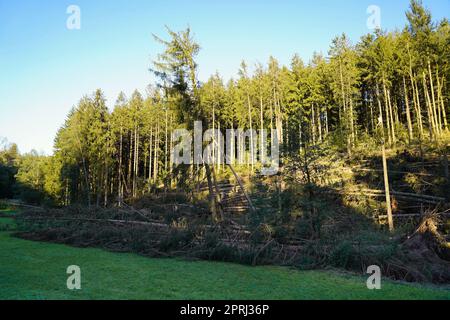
[104,131,109,207]
[148,127,153,185]
[376,83,385,133]
[299,120,302,152]
[205,163,221,223]
[276,93,283,146]
[382,80,392,145]
[153,124,159,182]
[118,126,123,206]
[132,126,138,198]
[386,85,396,144]
[217,122,221,173]
[165,107,168,173]
[260,93,264,163]
[170,115,174,186]
[247,93,254,172]
[269,101,274,134]
[436,72,448,131]
[408,45,424,137]
[413,74,424,138]
[382,142,394,232]
[403,76,413,142]
[212,102,215,169]
[423,72,436,140]
[136,130,139,196]
[128,131,133,192]
[75,130,91,207]
[428,61,440,135]
[311,103,316,144]
[103,162,108,207]
[369,99,375,133]
[339,57,347,136]
[317,105,323,142]
[349,97,355,144]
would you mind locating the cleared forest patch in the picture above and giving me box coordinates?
[8,141,450,285]
[14,203,450,284]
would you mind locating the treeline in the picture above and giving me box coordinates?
[2,0,449,207]
[0,140,59,205]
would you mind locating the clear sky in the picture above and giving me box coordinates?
[1,0,449,155]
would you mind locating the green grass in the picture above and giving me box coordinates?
[0,208,18,230]
[0,214,16,231]
[0,216,449,300]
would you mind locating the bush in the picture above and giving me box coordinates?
[328,241,355,269]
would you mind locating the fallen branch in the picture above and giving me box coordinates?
[352,168,437,177]
[1,200,44,210]
[378,212,450,219]
[21,216,170,228]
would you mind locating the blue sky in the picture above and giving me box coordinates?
[0,0,449,154]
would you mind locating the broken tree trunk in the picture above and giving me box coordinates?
[227,164,256,214]
[205,163,222,222]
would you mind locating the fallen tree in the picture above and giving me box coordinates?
[13,205,450,284]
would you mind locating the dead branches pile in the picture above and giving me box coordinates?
[388,211,450,283]
[14,207,302,266]
[13,204,450,284]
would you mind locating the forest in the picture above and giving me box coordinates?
[1,0,450,284]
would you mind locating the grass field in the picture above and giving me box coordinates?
[0,213,449,300]
[0,209,17,232]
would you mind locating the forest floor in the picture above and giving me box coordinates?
[0,211,449,300]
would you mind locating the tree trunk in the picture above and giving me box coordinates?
[386,85,396,144]
[247,92,254,172]
[382,79,392,145]
[413,74,424,138]
[436,71,448,131]
[260,93,264,163]
[153,124,159,182]
[428,61,440,135]
[118,126,123,206]
[403,76,413,142]
[205,163,221,223]
[128,131,133,192]
[422,72,436,140]
[311,103,316,144]
[382,142,394,232]
[148,127,153,185]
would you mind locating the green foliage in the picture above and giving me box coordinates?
[13,151,56,205]
[0,141,18,199]
[329,241,355,268]
[1,1,449,213]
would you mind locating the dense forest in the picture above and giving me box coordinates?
[2,0,450,283]
[1,0,449,207]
